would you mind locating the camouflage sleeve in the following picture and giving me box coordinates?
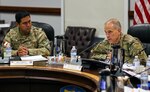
[12,50,18,56]
[129,38,147,63]
[3,29,12,43]
[2,30,17,56]
[28,30,51,56]
[90,42,109,60]
[90,53,107,60]
[1,30,12,55]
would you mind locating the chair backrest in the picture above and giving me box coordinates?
[32,22,55,55]
[4,21,55,43]
[32,22,54,44]
[0,21,54,55]
[0,20,10,47]
[64,26,96,58]
[128,23,150,55]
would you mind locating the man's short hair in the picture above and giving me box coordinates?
[15,10,30,24]
[105,18,121,30]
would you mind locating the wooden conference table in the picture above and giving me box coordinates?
[0,64,99,92]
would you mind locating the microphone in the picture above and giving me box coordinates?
[126,67,150,85]
[112,47,146,76]
[78,42,99,56]
[136,67,150,75]
[134,47,146,57]
[125,47,146,63]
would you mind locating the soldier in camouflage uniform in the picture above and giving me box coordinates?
[2,11,51,56]
[90,18,147,64]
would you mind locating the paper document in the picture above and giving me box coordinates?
[122,63,135,71]
[0,24,10,28]
[21,55,48,62]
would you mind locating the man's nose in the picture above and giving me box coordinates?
[26,22,30,26]
[106,34,110,38]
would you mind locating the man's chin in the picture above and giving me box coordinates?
[108,40,112,43]
[108,41,114,44]
[107,39,115,44]
[24,30,30,35]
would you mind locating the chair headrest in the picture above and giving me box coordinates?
[128,23,150,43]
[32,22,54,42]
[64,26,96,57]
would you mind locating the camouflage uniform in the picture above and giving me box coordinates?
[90,34,147,63]
[3,26,51,56]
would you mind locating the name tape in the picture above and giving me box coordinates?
[10,61,33,66]
[63,63,82,71]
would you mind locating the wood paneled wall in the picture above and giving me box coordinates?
[0,6,61,16]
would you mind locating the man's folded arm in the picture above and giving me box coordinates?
[28,48,50,56]
[90,53,107,60]
[12,48,50,56]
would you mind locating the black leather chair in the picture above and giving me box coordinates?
[0,20,11,55]
[32,22,55,55]
[63,26,96,58]
[128,23,150,56]
[0,21,54,55]
[32,22,54,45]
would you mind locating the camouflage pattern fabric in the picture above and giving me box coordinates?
[3,26,51,56]
[90,34,147,63]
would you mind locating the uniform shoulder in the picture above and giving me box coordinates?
[31,26,46,38]
[96,39,110,46]
[8,27,18,34]
[123,34,137,43]
[32,26,42,31]
[32,26,44,33]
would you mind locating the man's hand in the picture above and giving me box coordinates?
[106,51,112,60]
[17,45,29,56]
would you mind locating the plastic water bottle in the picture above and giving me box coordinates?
[146,55,150,74]
[70,46,77,64]
[99,77,106,92]
[2,43,12,63]
[133,56,140,67]
[4,43,12,58]
[99,69,113,92]
[140,71,149,90]
[76,56,82,65]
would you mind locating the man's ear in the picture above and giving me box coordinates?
[16,22,19,27]
[117,28,121,32]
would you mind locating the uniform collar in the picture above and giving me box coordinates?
[17,26,33,37]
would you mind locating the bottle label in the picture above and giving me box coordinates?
[4,47,12,58]
[100,79,106,90]
[133,61,140,67]
[146,62,150,66]
[140,72,149,90]
[71,52,77,56]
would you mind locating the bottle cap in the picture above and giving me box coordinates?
[137,84,140,88]
[135,56,138,58]
[100,79,106,90]
[3,41,10,48]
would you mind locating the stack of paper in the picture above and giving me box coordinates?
[20,55,48,66]
[21,55,48,61]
